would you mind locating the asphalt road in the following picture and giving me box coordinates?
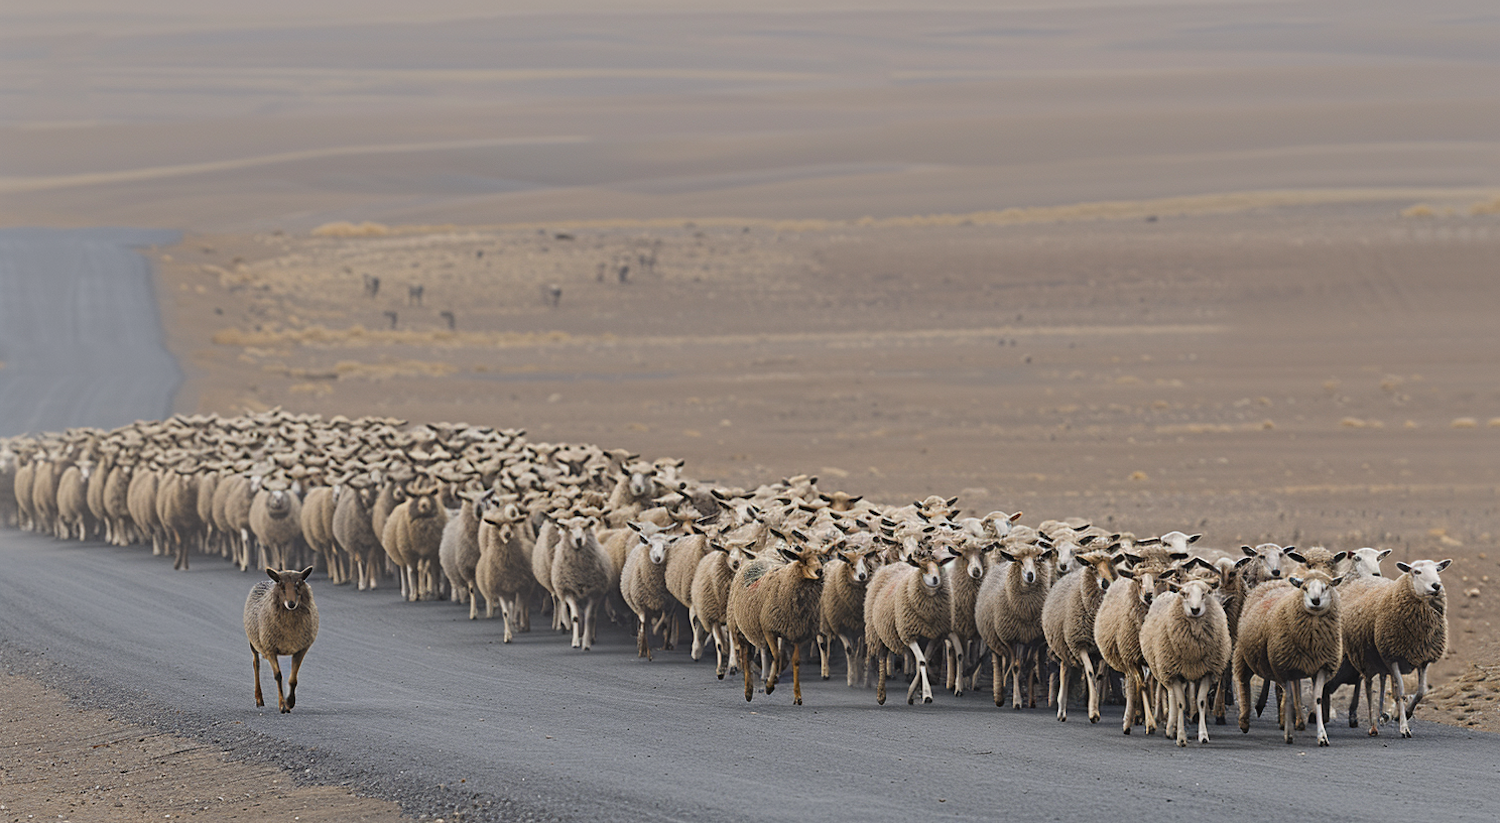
[1,529,1497,823]
[0,227,181,437]
[2,229,1497,822]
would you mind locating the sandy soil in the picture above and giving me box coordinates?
[0,672,403,823]
[149,203,1500,694]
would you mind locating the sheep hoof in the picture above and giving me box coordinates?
[923,696,933,705]
[1368,727,1379,737]
[1122,726,1131,735]
[1318,736,1329,747]
[1401,728,1412,739]
[794,698,802,706]
[1176,738,1187,748]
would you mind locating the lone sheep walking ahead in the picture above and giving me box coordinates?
[244,567,319,713]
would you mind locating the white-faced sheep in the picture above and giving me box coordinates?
[384,480,447,601]
[620,523,680,661]
[1234,570,1344,746]
[300,484,343,584]
[474,503,537,641]
[691,539,749,679]
[1339,558,1450,737]
[944,535,993,696]
[438,489,487,615]
[551,516,615,650]
[1140,576,1232,746]
[331,477,383,591]
[243,566,319,713]
[866,548,956,706]
[1041,549,1120,722]
[817,544,880,687]
[974,539,1055,709]
[250,480,303,574]
[1094,557,1175,735]
[727,534,827,705]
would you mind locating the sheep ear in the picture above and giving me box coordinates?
[626,521,642,532]
[905,555,923,568]
[1329,576,1344,586]
[1241,545,1256,557]
[1377,549,1392,561]
[1037,537,1054,548]
[1285,551,1306,564]
[265,568,282,582]
[998,549,1018,562]
[777,546,799,564]
[298,566,314,581]
[1395,561,1412,574]
[1078,535,1097,546]
[1436,559,1452,572]
[1283,545,1296,553]
[1039,547,1056,561]
[1332,551,1349,563]
[981,542,998,554]
[1009,511,1023,523]
[1187,534,1202,544]
[946,496,959,508]
[1289,576,1305,589]
[1234,556,1253,569]
[938,553,958,566]
[1117,566,1135,580]
[711,542,729,554]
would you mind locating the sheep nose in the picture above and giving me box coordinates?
[1188,606,1201,616]
[855,572,867,582]
[1271,569,1282,577]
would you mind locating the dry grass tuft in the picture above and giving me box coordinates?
[213,325,574,349]
[1340,417,1383,429]
[1471,198,1500,216]
[310,221,390,237]
[1401,204,1437,218]
[1452,417,1479,429]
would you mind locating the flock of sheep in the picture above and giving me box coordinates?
[0,409,1451,744]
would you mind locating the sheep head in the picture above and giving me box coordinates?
[265,566,314,611]
[1396,558,1451,598]
[1243,543,1290,580]
[1288,571,1342,614]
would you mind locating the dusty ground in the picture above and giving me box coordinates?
[0,672,403,823]
[152,202,1500,695]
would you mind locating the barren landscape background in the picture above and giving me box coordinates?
[4,1,1500,820]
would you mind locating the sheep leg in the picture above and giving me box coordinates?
[499,596,514,644]
[1141,668,1159,736]
[711,624,727,680]
[995,647,1009,708]
[1080,653,1102,724]
[1056,659,1071,722]
[1312,669,1330,746]
[1192,679,1210,744]
[818,633,832,681]
[840,633,860,688]
[944,639,956,694]
[1281,679,1297,744]
[471,585,483,620]
[1172,680,1189,747]
[727,626,740,676]
[1388,661,1412,738]
[906,638,930,701]
[739,634,755,702]
[689,609,706,661]
[637,611,653,660]
[876,647,888,705]
[266,653,289,713]
[250,645,264,707]
[946,634,966,697]
[1235,657,1253,734]
[791,642,804,706]
[565,595,582,648]
[583,597,600,650]
[1407,663,1430,718]
[1293,682,1306,731]
[1362,674,1379,736]
[516,594,531,632]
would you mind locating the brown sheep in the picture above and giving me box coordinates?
[727,532,827,705]
[1234,570,1344,746]
[243,566,319,713]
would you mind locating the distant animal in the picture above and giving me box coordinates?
[243,567,319,713]
[384,311,398,329]
[440,310,456,330]
[545,284,563,308]
[617,263,630,284]
[362,274,380,298]
[408,284,424,306]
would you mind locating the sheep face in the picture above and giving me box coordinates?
[1349,547,1391,578]
[266,566,314,611]
[961,546,987,581]
[628,469,655,499]
[1053,541,1078,576]
[266,490,293,517]
[906,552,949,590]
[1176,578,1216,618]
[647,534,670,565]
[778,545,824,580]
[1290,572,1341,613]
[1245,543,1289,579]
[1396,559,1451,598]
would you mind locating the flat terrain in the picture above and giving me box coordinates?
[5,1,1500,820]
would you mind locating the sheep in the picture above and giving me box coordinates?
[550,516,614,650]
[383,480,447,601]
[102,459,136,546]
[54,460,93,542]
[331,476,383,590]
[531,515,566,630]
[817,545,880,687]
[975,540,1055,709]
[866,548,956,706]
[300,484,343,584]
[1094,557,1175,734]
[0,443,18,528]
[156,463,202,570]
[944,535,993,696]
[243,566,319,713]
[1339,558,1450,737]
[217,472,259,572]
[663,527,713,659]
[1140,577,1232,746]
[474,503,536,641]
[1234,570,1344,746]
[1287,546,1349,577]
[620,524,680,660]
[250,480,303,573]
[691,539,748,679]
[1240,542,1292,590]
[1041,549,1119,722]
[440,489,491,613]
[727,533,827,705]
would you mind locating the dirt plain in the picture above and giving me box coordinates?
[6,1,1500,819]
